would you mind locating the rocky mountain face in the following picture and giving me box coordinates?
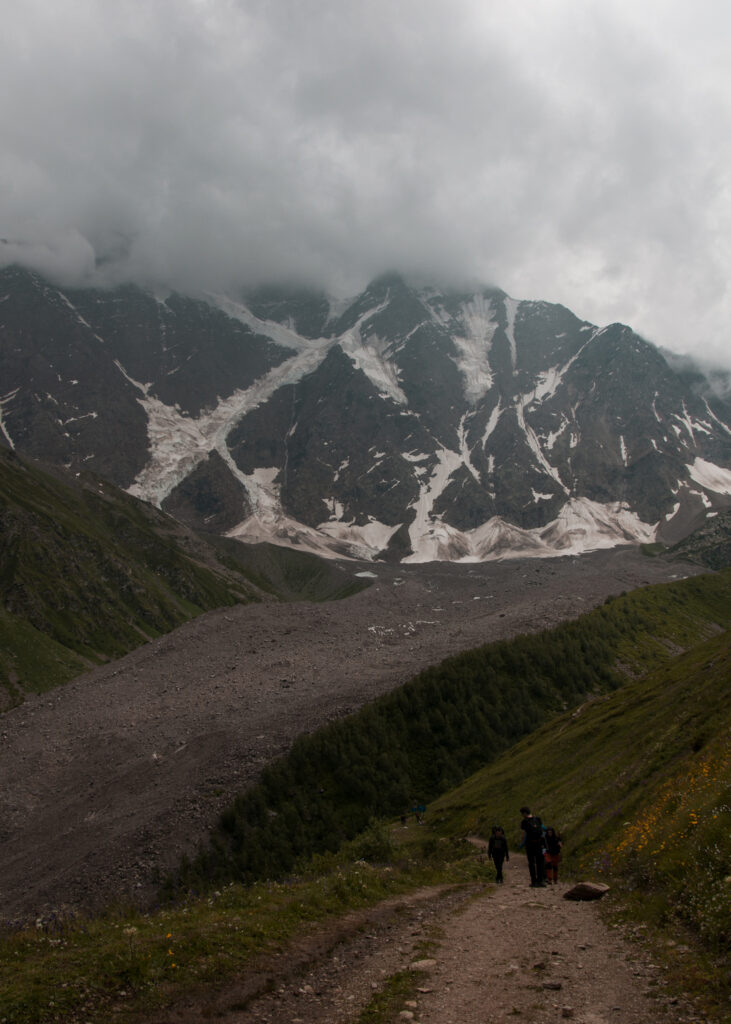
[2,265,730,562]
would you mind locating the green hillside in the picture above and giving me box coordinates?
[2,574,729,1024]
[431,628,730,949]
[421,625,730,1017]
[0,449,366,705]
[167,567,731,895]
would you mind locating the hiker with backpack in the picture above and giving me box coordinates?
[487,825,509,883]
[519,805,546,887]
[544,826,562,884]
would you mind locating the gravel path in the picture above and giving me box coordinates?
[0,548,701,923]
[141,854,688,1024]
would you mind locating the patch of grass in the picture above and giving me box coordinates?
[0,854,468,1024]
[640,542,667,557]
[356,968,426,1024]
[0,610,88,703]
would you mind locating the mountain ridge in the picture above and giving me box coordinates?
[2,265,730,561]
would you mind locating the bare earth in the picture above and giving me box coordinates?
[142,852,689,1024]
[0,548,702,924]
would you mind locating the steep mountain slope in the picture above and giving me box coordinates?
[667,507,731,569]
[2,266,730,561]
[0,448,363,704]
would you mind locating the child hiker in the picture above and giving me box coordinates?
[487,825,509,883]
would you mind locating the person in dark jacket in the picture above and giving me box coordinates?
[544,826,562,884]
[519,804,546,887]
[487,825,509,882]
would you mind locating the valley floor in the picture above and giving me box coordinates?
[0,547,704,923]
[142,854,689,1024]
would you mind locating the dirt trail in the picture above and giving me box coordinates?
[143,856,688,1024]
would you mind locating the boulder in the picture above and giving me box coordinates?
[563,881,610,901]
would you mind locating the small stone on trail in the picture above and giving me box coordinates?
[543,981,563,990]
[399,1012,415,1021]
[561,1007,574,1018]
[409,958,437,971]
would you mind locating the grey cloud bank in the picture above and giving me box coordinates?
[2,0,730,365]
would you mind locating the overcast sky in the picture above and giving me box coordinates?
[2,0,730,365]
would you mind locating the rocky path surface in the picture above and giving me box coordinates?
[0,548,701,922]
[144,858,688,1024]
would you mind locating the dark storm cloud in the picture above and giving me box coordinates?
[1,0,730,363]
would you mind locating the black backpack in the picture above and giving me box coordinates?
[524,815,543,844]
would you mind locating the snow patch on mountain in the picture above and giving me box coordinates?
[458,415,480,482]
[208,294,317,354]
[702,399,731,436]
[515,397,569,493]
[504,296,519,371]
[339,328,407,406]
[0,389,18,449]
[402,497,655,564]
[543,414,570,451]
[673,402,698,443]
[483,399,502,447]
[128,340,333,506]
[228,505,400,562]
[56,290,106,345]
[538,498,655,551]
[687,457,731,495]
[620,436,628,466]
[527,331,597,405]
[317,518,401,558]
[408,445,465,553]
[448,295,498,403]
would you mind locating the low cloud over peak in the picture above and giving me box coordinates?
[2,0,730,365]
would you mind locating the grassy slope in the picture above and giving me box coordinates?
[430,629,729,939]
[1,576,729,1023]
[0,450,367,703]
[425,628,730,1013]
[167,568,731,893]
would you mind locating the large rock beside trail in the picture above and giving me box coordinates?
[563,881,610,901]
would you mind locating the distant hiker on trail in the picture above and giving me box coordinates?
[519,805,546,887]
[411,803,425,824]
[544,826,562,884]
[487,825,509,883]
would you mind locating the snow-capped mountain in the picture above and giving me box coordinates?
[2,265,730,562]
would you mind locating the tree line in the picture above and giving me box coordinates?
[164,570,730,896]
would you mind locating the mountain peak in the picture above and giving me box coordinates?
[2,266,730,561]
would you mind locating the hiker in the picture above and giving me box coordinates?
[544,826,562,884]
[487,825,509,883]
[519,805,546,887]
